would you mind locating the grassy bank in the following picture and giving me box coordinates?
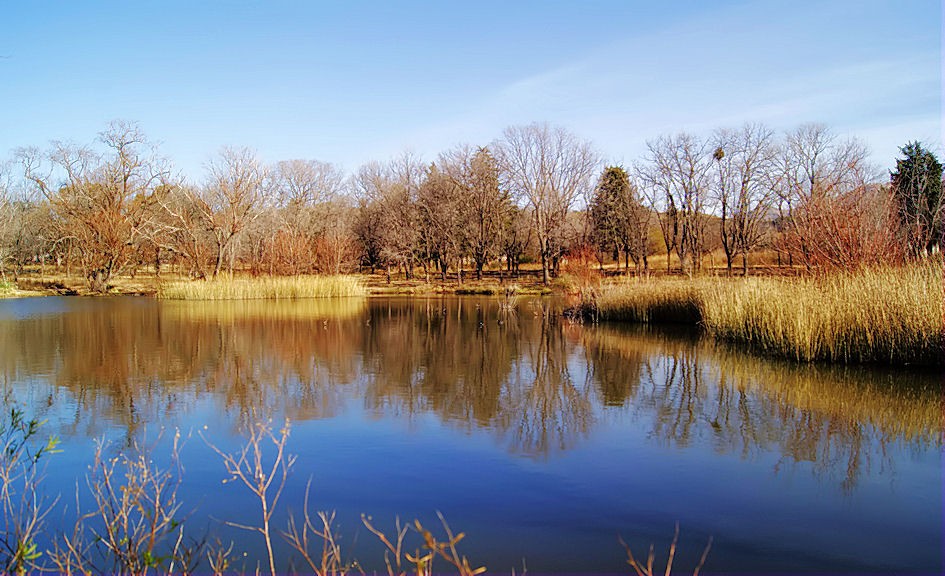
[0,279,46,299]
[583,259,943,365]
[158,274,367,300]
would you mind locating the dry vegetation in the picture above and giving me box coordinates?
[583,258,943,365]
[701,260,942,364]
[0,414,504,575]
[0,409,711,575]
[158,274,366,300]
[0,279,44,299]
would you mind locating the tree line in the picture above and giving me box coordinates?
[0,119,940,291]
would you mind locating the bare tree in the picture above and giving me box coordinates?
[501,205,532,277]
[150,183,215,278]
[385,152,424,279]
[350,155,424,281]
[271,159,344,213]
[197,147,266,278]
[776,124,878,269]
[18,120,169,291]
[418,162,466,282]
[711,123,777,275]
[351,161,390,275]
[438,146,511,280]
[313,196,359,275]
[495,123,599,285]
[623,176,652,274]
[0,163,16,281]
[239,159,343,276]
[639,133,713,275]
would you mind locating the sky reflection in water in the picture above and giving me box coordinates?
[0,296,940,574]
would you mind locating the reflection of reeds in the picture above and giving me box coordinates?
[584,326,941,445]
[586,260,943,365]
[161,297,367,322]
[158,275,366,300]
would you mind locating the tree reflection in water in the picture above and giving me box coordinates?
[582,324,940,491]
[0,296,939,489]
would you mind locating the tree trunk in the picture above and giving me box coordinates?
[213,240,225,278]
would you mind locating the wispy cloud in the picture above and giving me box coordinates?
[401,2,940,170]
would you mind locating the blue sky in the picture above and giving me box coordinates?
[1,0,940,181]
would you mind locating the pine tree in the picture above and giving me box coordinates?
[890,142,943,256]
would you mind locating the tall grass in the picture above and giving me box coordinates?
[590,278,705,324]
[586,259,943,365]
[158,275,367,300]
[701,261,942,364]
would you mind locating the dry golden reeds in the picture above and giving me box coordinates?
[157,275,367,300]
[585,259,943,365]
[701,260,942,364]
[590,277,705,324]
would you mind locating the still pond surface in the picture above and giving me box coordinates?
[0,296,941,574]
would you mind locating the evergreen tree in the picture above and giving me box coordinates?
[890,142,943,256]
[589,166,629,265]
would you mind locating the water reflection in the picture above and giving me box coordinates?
[358,299,593,456]
[0,297,939,485]
[582,325,941,490]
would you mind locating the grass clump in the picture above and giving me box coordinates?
[701,260,943,365]
[158,275,367,300]
[581,259,943,365]
[590,278,703,324]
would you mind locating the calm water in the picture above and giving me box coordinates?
[0,296,941,574]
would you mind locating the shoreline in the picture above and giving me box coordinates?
[4,263,941,367]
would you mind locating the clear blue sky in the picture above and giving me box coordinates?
[1,0,940,182]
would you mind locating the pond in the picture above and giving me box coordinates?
[0,296,941,574]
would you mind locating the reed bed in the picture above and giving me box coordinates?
[701,261,942,364]
[585,260,943,365]
[590,278,705,324]
[158,274,367,300]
